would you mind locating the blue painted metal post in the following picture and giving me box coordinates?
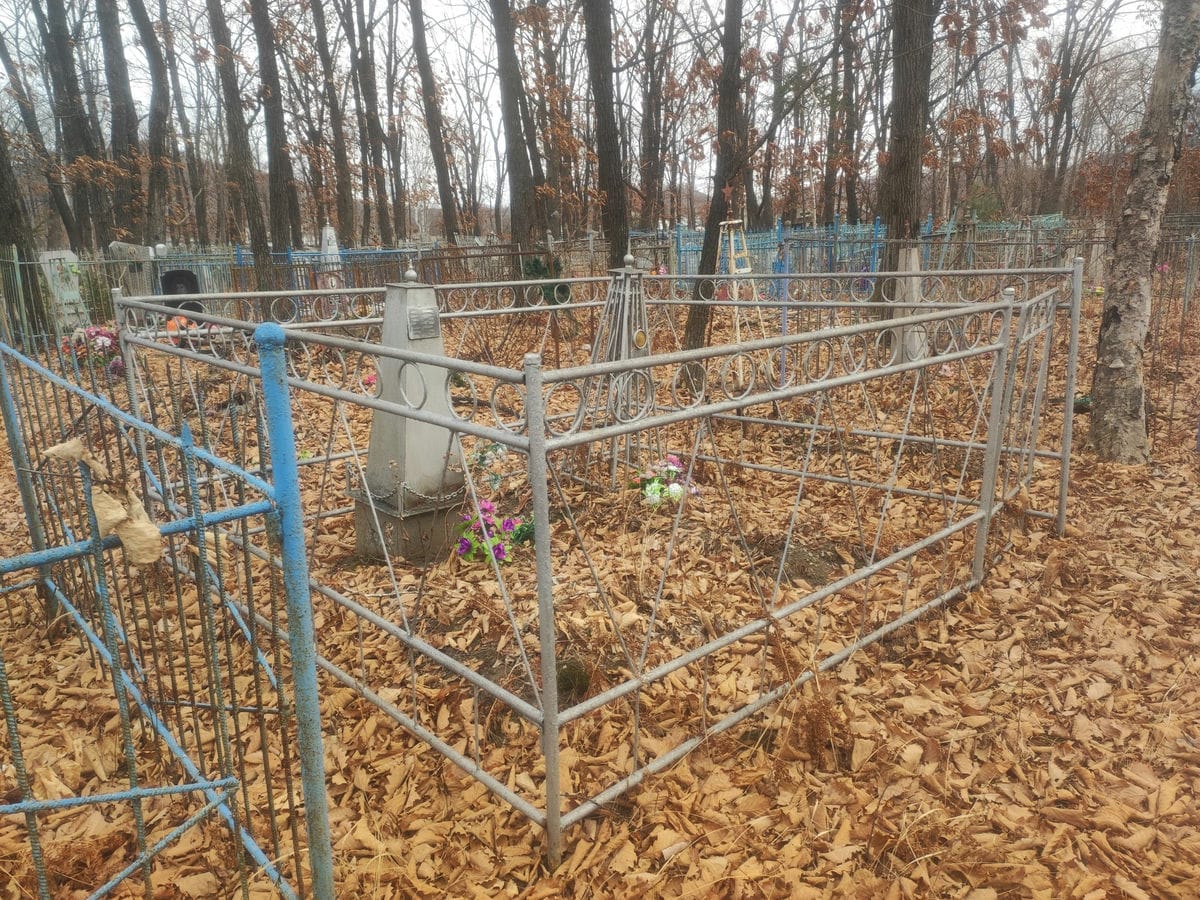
[675,222,683,275]
[254,323,336,899]
[0,351,52,619]
[235,244,244,267]
[870,217,881,273]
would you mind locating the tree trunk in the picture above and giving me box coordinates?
[34,0,112,248]
[683,0,742,350]
[410,0,460,241]
[489,0,538,249]
[249,0,303,250]
[1090,0,1200,463]
[875,0,939,275]
[311,0,355,245]
[0,126,36,258]
[205,0,271,274]
[583,0,629,268]
[340,0,393,246]
[127,0,169,245]
[160,0,209,247]
[0,126,40,328]
[96,0,143,238]
[0,32,81,250]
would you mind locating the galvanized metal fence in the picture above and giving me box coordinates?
[0,259,1081,889]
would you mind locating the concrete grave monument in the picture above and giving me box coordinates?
[352,276,464,562]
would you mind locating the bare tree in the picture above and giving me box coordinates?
[308,0,356,244]
[875,0,941,274]
[127,0,170,245]
[96,0,143,236]
[204,0,270,269]
[583,0,628,267]
[410,0,460,241]
[1090,0,1200,462]
[489,0,541,249]
[682,0,743,350]
[0,31,81,249]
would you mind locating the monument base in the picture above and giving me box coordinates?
[352,497,461,564]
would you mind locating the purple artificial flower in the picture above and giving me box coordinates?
[666,454,682,469]
[107,357,126,377]
[492,542,507,561]
[478,499,495,514]
[502,517,517,532]
[457,537,472,556]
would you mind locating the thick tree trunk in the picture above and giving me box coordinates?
[489,0,538,250]
[583,0,629,269]
[205,0,271,274]
[346,0,393,246]
[34,0,113,248]
[0,126,40,328]
[410,0,460,242]
[0,127,36,258]
[874,0,939,290]
[249,0,304,250]
[682,0,742,350]
[1090,0,1200,463]
[96,0,143,237]
[636,6,669,232]
[127,0,169,245]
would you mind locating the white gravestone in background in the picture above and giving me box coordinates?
[38,251,90,332]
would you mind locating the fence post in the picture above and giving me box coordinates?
[972,293,1016,582]
[0,349,53,620]
[1056,258,1083,536]
[253,322,336,898]
[522,352,563,867]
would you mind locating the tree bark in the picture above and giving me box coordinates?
[682,0,742,350]
[96,0,143,238]
[33,0,113,248]
[249,0,304,250]
[583,0,629,268]
[0,126,36,258]
[489,0,538,249]
[160,0,209,247]
[0,32,81,250]
[127,0,170,245]
[874,0,939,278]
[411,0,460,241]
[311,0,355,245]
[205,0,271,274]
[1090,0,1200,463]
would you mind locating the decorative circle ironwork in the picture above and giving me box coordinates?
[608,370,654,423]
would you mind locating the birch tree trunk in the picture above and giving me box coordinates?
[1090,0,1200,462]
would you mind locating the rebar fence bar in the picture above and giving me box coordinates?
[0,323,335,895]
[0,260,1080,885]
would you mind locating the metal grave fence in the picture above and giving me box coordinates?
[0,260,1080,888]
[0,322,334,894]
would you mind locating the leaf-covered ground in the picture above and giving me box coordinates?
[0,293,1197,897]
